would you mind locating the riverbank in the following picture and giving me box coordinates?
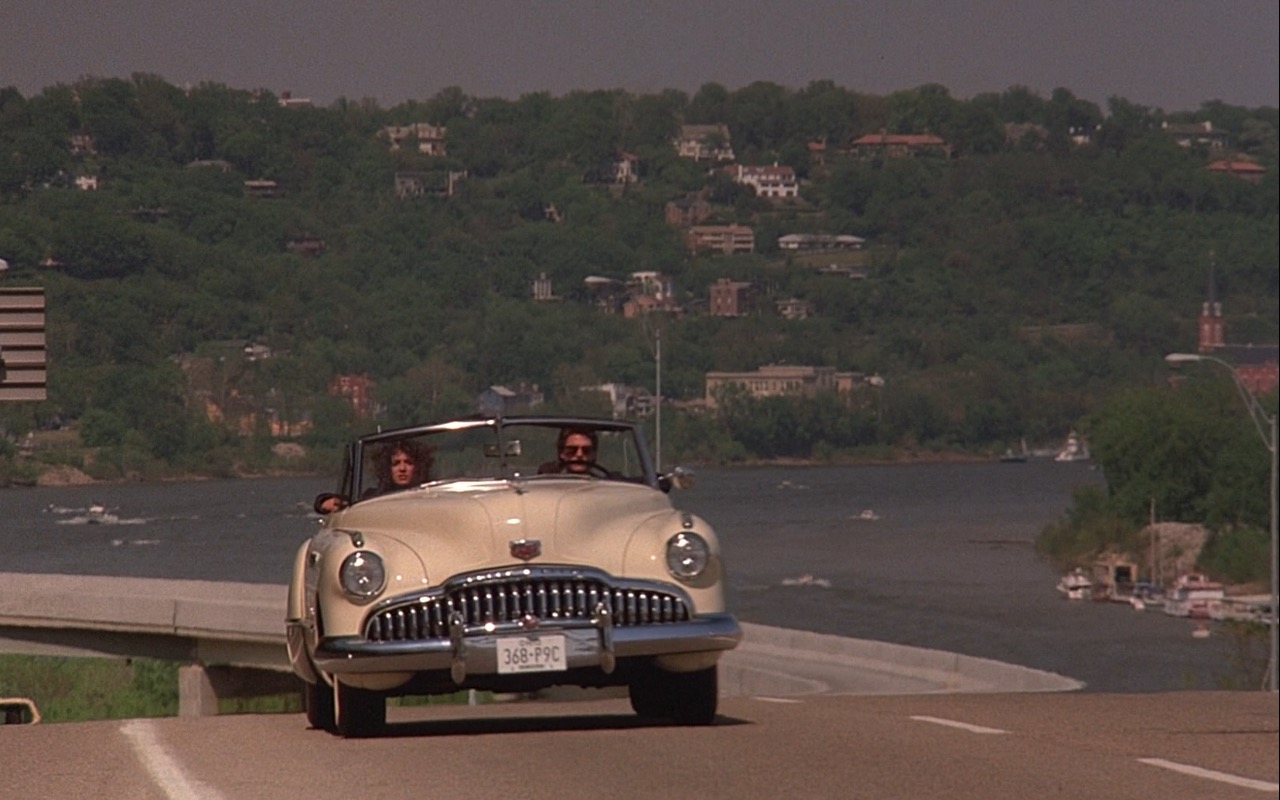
[16,442,1005,489]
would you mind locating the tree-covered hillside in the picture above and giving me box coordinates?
[0,76,1276,481]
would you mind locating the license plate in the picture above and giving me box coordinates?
[497,634,566,674]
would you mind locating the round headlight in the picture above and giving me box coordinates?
[666,532,710,579]
[339,551,386,599]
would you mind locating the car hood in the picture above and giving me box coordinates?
[333,478,682,579]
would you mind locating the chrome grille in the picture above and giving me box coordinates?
[365,575,690,642]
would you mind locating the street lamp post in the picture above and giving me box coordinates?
[1166,352,1278,693]
[654,328,661,472]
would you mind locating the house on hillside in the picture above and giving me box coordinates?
[1162,121,1228,151]
[775,297,813,320]
[69,134,97,157]
[394,170,466,199]
[583,276,626,313]
[726,164,798,199]
[687,225,754,256]
[477,383,544,415]
[1206,160,1265,184]
[849,132,951,159]
[622,272,681,317]
[329,374,377,419]
[704,364,856,409]
[532,272,559,302]
[708,278,756,317]
[380,123,448,156]
[778,233,864,252]
[581,383,654,419]
[596,152,640,185]
[673,124,735,162]
[277,91,313,108]
[243,179,282,198]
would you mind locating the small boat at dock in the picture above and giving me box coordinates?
[1055,431,1090,462]
[1056,568,1092,600]
[1163,573,1225,618]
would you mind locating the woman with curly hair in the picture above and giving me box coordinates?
[371,438,434,494]
[314,438,435,514]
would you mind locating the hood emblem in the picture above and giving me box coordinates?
[510,539,541,561]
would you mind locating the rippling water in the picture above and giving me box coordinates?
[2,461,1249,692]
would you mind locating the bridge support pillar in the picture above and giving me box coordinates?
[178,664,219,717]
[178,664,303,716]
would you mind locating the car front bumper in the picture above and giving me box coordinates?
[307,613,741,680]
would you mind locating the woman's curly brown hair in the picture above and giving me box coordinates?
[371,438,435,490]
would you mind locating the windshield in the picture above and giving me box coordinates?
[346,417,655,502]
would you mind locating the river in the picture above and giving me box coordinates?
[1,460,1251,693]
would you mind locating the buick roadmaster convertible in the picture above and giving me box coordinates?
[287,415,740,736]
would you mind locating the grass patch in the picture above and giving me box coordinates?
[1,654,495,722]
[0,654,178,722]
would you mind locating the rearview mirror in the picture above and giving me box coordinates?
[659,466,695,493]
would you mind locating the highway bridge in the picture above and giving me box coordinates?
[3,572,1276,798]
[0,571,1080,716]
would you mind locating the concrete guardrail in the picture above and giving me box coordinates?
[0,573,1080,717]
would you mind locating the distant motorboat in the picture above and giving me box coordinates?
[781,573,832,588]
[1128,582,1165,611]
[854,509,880,521]
[86,504,108,524]
[1057,567,1092,600]
[1055,431,1090,462]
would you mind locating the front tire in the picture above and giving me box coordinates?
[304,679,335,732]
[333,678,385,738]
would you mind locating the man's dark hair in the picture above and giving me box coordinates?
[556,427,599,451]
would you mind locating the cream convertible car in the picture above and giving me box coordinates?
[287,415,741,736]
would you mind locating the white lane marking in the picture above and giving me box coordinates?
[910,715,1009,734]
[120,718,227,800]
[753,696,805,704]
[1138,758,1279,793]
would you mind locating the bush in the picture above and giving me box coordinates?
[1199,525,1270,584]
[1036,485,1140,568]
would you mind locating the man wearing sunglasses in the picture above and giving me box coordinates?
[538,427,604,475]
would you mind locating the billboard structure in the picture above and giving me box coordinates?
[0,287,47,401]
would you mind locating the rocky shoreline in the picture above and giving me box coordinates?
[33,465,97,487]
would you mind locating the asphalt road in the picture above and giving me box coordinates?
[5,692,1275,799]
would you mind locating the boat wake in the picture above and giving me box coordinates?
[48,504,147,527]
[781,573,832,588]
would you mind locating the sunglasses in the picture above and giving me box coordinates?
[561,445,595,456]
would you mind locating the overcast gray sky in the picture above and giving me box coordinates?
[5,1,1277,111]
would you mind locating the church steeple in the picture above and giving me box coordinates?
[1198,251,1224,351]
